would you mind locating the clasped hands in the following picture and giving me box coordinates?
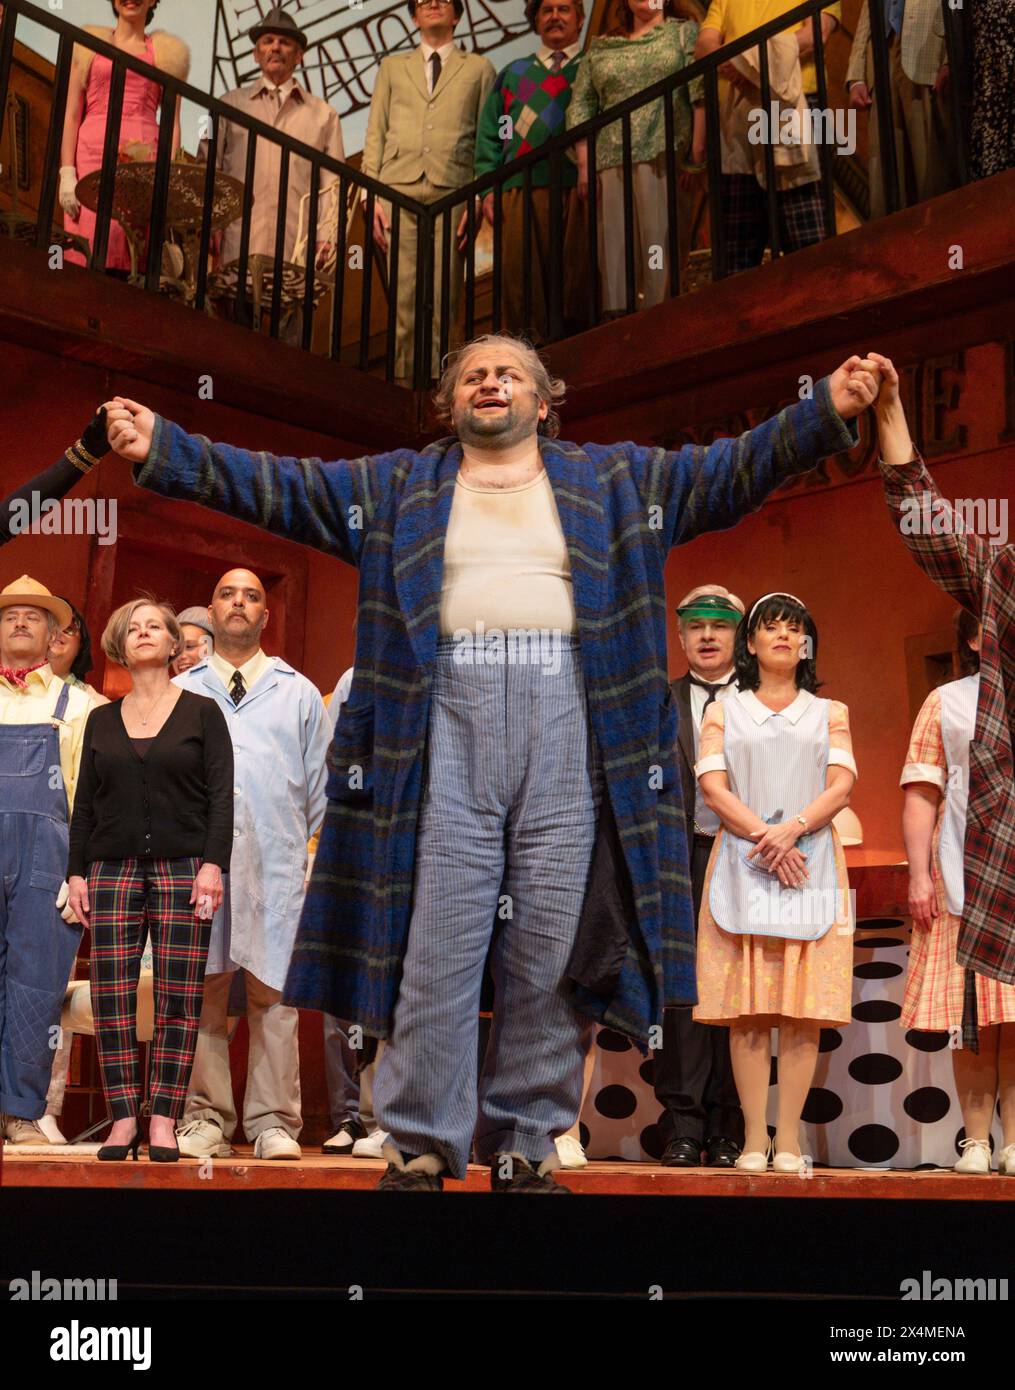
[747,819,809,888]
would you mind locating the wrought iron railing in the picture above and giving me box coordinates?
[0,0,974,390]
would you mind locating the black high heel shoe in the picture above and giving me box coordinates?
[148,1119,180,1163]
[97,1124,141,1162]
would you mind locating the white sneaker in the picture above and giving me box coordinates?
[36,1114,68,1145]
[351,1128,390,1158]
[998,1144,1015,1176]
[253,1126,301,1160]
[176,1119,233,1158]
[3,1116,48,1145]
[555,1134,588,1169]
[954,1137,992,1174]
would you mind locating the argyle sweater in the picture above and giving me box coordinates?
[475,51,581,191]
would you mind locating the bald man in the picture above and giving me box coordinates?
[171,569,330,1160]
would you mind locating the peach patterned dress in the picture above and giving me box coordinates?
[900,686,1015,1030]
[693,693,856,1027]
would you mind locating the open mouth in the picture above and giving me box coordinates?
[475,399,508,411]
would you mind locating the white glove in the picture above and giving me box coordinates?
[59,166,80,219]
[56,880,80,925]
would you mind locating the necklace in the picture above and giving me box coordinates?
[130,686,171,727]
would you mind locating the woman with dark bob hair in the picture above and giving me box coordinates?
[691,593,857,1174]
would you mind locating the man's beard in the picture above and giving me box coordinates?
[455,393,540,448]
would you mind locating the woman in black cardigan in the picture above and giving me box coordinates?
[68,598,233,1161]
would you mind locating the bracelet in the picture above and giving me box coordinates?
[64,439,101,473]
[795,814,809,831]
[680,159,706,173]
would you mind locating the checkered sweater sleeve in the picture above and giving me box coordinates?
[880,453,989,615]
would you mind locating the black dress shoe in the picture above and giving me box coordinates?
[704,1136,741,1168]
[660,1137,702,1167]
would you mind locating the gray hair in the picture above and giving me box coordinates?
[432,333,567,439]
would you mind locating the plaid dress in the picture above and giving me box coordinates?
[900,688,1015,1030]
[880,457,1015,1001]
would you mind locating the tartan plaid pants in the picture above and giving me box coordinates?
[88,857,210,1119]
[720,173,826,273]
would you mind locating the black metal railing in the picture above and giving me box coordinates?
[0,0,975,391]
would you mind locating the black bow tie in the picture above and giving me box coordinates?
[689,674,736,709]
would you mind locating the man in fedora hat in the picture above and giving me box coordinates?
[204,7,345,284]
[0,577,93,1145]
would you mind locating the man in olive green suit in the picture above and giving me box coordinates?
[361,0,495,382]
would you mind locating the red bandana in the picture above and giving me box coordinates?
[0,659,49,690]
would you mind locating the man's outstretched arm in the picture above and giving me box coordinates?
[872,353,990,615]
[632,358,874,550]
[106,397,399,568]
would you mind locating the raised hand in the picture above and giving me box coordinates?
[103,396,155,463]
[828,355,882,419]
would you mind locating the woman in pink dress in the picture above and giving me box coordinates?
[60,1,189,270]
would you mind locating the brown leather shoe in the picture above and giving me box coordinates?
[489,1153,569,1194]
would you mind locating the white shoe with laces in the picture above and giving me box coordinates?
[555,1135,588,1169]
[176,1119,233,1158]
[351,1128,390,1159]
[253,1126,301,1160]
[998,1144,1015,1176]
[954,1137,991,1174]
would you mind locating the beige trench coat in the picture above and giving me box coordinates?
[204,78,345,266]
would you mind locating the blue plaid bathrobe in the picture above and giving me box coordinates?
[135,376,857,1044]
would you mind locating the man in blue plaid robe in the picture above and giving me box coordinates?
[105,337,877,1190]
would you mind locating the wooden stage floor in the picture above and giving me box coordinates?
[5,1147,1014,1198]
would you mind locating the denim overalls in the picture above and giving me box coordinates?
[0,679,82,1119]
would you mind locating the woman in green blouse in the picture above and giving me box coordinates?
[568,0,705,315]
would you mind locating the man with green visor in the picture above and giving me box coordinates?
[655,585,746,1168]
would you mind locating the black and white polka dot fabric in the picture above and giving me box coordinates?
[580,920,1004,1166]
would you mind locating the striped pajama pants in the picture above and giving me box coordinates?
[374,634,602,1179]
[88,857,210,1119]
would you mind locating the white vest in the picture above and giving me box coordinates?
[937,674,980,917]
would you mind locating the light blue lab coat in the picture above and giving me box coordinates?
[174,656,329,991]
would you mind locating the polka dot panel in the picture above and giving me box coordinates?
[579,921,1005,1167]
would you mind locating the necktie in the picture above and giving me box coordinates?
[549,50,566,74]
[689,673,736,710]
[430,51,442,92]
[230,671,246,706]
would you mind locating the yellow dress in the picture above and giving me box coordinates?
[693,697,855,1027]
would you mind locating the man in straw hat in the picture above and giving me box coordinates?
[0,577,93,1145]
[102,339,881,1190]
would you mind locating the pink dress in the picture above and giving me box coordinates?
[65,36,161,269]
